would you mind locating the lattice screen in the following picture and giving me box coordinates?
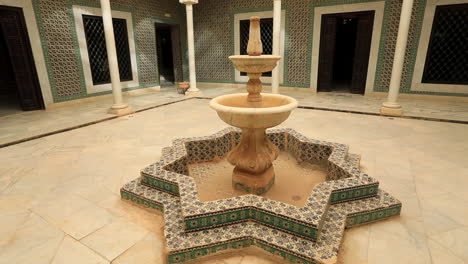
[422,4,468,85]
[83,15,132,85]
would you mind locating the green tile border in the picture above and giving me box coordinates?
[137,130,383,241]
[329,184,379,204]
[168,237,320,264]
[120,189,164,211]
[168,238,252,263]
[122,188,400,264]
[183,207,319,241]
[184,208,251,231]
[346,204,401,227]
[141,173,180,195]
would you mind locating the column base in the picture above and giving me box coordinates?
[185,89,202,97]
[108,104,134,116]
[380,102,403,116]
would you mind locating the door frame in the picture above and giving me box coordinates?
[155,21,184,84]
[309,1,385,95]
[0,5,44,110]
[0,1,52,107]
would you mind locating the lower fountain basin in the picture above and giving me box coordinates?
[209,93,298,129]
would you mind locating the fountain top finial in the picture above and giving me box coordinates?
[247,16,262,56]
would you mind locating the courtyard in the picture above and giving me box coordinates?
[1,0,468,262]
[1,98,467,264]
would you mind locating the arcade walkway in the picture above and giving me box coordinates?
[1,84,467,147]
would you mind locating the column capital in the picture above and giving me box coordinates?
[179,0,198,5]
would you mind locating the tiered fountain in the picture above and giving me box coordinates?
[121,16,401,264]
[210,16,298,195]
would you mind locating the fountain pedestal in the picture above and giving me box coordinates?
[228,128,278,194]
[210,16,298,195]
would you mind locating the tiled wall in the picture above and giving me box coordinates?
[192,0,463,96]
[33,0,188,102]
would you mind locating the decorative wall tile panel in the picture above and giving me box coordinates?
[35,0,185,102]
[193,0,427,94]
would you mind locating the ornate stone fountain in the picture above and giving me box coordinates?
[120,16,402,264]
[210,17,298,195]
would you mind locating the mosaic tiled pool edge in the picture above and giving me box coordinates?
[120,128,402,263]
[120,179,401,264]
[138,128,383,238]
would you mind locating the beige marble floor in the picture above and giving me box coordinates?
[1,85,467,148]
[1,99,467,264]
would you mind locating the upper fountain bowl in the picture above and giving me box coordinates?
[229,55,281,73]
[209,93,298,129]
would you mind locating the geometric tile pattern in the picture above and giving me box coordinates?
[193,0,428,95]
[121,128,402,264]
[33,0,186,102]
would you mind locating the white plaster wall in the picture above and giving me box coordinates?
[0,0,54,107]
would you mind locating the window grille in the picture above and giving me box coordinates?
[240,18,273,77]
[422,4,468,85]
[83,15,133,85]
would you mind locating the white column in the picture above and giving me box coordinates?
[180,0,201,96]
[380,0,414,116]
[271,0,281,94]
[100,0,133,115]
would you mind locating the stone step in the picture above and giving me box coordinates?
[137,128,382,240]
[121,179,401,264]
[346,153,361,168]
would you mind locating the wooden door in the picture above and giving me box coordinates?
[350,12,374,94]
[0,25,16,95]
[170,24,184,83]
[317,15,338,92]
[0,6,44,110]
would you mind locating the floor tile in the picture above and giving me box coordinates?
[31,193,94,226]
[427,239,465,264]
[429,227,468,262]
[51,236,109,264]
[112,232,165,264]
[60,204,115,240]
[81,218,148,261]
[0,212,64,264]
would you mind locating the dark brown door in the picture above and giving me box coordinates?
[317,15,338,92]
[0,6,44,111]
[169,24,183,83]
[317,11,374,94]
[350,12,374,94]
[155,22,184,85]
